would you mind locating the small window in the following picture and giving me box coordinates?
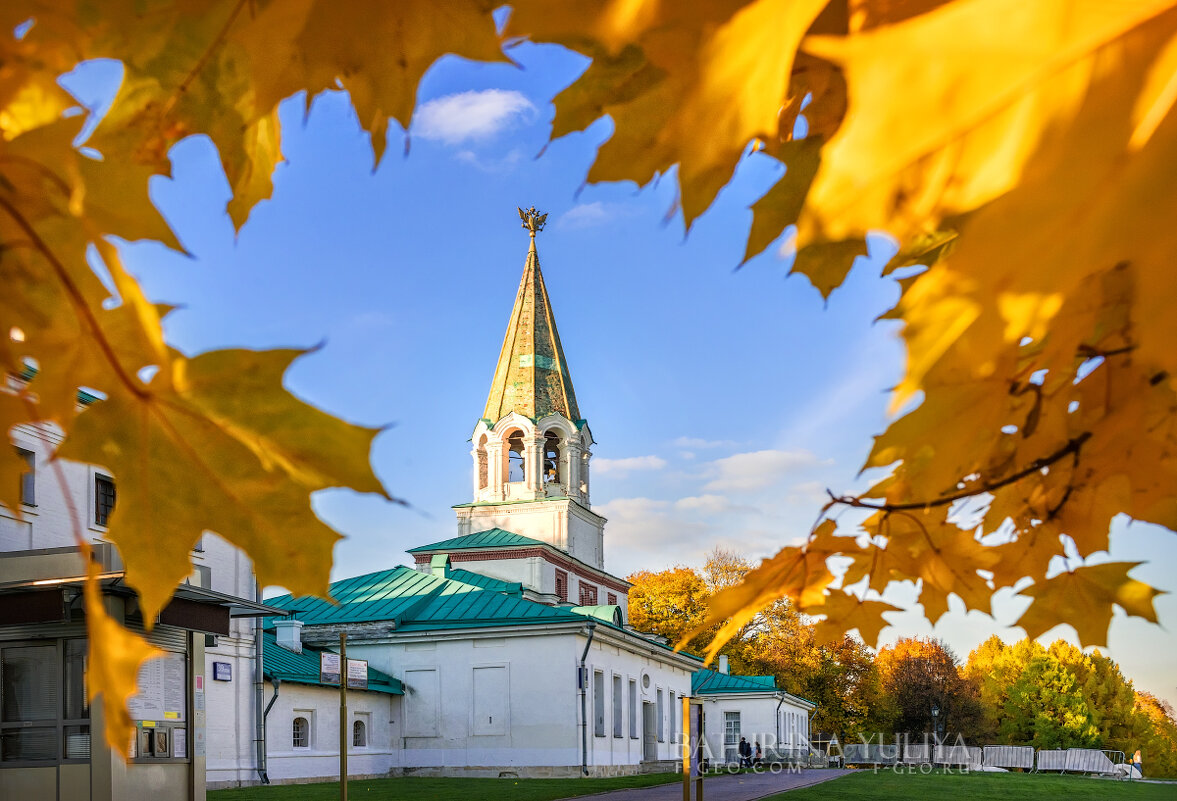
[292,717,309,748]
[94,475,115,527]
[657,688,664,742]
[17,448,35,506]
[593,671,605,737]
[555,570,568,602]
[607,592,617,606]
[352,719,366,747]
[612,674,623,738]
[629,679,638,739]
[669,691,677,744]
[579,583,597,606]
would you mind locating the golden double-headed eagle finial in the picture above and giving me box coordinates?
[518,206,548,236]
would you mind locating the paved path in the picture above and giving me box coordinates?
[558,769,852,801]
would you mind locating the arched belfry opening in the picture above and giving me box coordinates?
[543,431,562,487]
[506,429,526,484]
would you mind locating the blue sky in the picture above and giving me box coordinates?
[66,38,1176,704]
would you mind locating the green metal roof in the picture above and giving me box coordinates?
[692,669,779,695]
[262,631,402,695]
[406,528,545,554]
[266,565,588,631]
[447,568,523,595]
[266,565,701,665]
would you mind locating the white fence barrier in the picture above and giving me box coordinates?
[935,745,982,768]
[903,743,932,764]
[983,745,1034,770]
[1036,750,1068,771]
[844,743,900,765]
[1065,749,1119,775]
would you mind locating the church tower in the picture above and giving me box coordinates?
[454,208,606,569]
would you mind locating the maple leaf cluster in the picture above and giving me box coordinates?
[2,0,1174,753]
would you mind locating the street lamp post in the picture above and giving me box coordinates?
[930,704,940,746]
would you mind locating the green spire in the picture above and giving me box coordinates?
[482,210,580,422]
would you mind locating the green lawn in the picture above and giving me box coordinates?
[209,772,680,801]
[776,769,1177,800]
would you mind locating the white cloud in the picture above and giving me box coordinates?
[593,455,667,477]
[413,90,536,144]
[787,480,830,506]
[453,147,524,173]
[672,436,738,450]
[703,449,825,493]
[674,494,733,515]
[558,202,612,229]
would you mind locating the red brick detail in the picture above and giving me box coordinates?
[413,547,630,594]
[555,570,568,602]
[579,583,598,606]
[607,592,617,606]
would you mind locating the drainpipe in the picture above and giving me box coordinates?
[775,695,785,756]
[579,620,597,776]
[254,581,268,785]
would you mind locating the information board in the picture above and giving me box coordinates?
[128,651,187,723]
[320,652,341,685]
[346,658,368,690]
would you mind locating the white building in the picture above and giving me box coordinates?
[2,210,818,792]
[0,388,276,800]
[692,660,815,766]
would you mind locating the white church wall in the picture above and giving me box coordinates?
[262,682,397,784]
[583,631,694,770]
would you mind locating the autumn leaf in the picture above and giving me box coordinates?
[1015,562,1165,647]
[509,0,830,229]
[58,348,389,622]
[679,544,834,662]
[84,564,163,755]
[806,589,901,648]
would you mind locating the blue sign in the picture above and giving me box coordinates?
[212,662,232,682]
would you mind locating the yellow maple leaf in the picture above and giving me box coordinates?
[57,348,389,621]
[509,0,830,229]
[798,0,1177,254]
[678,544,834,662]
[83,564,163,753]
[1015,562,1164,647]
[806,590,901,648]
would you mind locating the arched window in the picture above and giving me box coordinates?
[476,435,488,489]
[292,716,309,748]
[506,430,525,483]
[352,719,366,747]
[543,431,562,484]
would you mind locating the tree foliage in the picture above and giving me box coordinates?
[3,0,1176,753]
[875,636,984,740]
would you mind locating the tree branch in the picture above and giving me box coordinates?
[827,432,1092,513]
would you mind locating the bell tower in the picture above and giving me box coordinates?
[455,208,606,569]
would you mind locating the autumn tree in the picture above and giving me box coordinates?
[1135,692,1177,778]
[629,554,890,739]
[876,637,984,740]
[4,0,1176,751]
[627,567,713,653]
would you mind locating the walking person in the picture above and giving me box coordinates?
[738,736,751,768]
[754,740,763,767]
